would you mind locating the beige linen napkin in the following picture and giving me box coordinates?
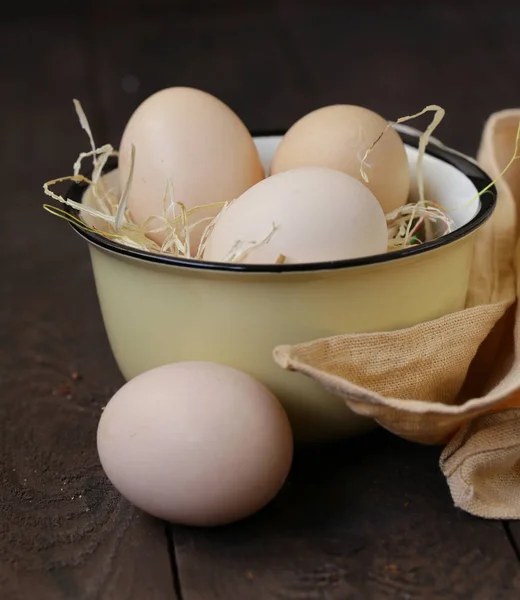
[274,110,520,519]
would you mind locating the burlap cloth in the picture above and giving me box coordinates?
[274,110,520,520]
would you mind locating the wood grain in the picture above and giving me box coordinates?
[172,431,520,599]
[0,18,175,600]
[505,522,520,563]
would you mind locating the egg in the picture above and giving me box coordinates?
[270,105,410,214]
[118,87,265,250]
[96,361,293,526]
[203,166,388,264]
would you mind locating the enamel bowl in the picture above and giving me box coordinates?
[66,130,495,442]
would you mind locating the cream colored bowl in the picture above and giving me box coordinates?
[66,131,495,442]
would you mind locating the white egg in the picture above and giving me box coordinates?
[204,166,388,264]
[97,361,293,526]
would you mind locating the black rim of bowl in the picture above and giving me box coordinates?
[64,130,496,274]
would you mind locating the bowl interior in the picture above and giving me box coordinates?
[73,131,495,273]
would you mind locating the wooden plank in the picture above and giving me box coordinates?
[172,431,520,599]
[0,18,176,600]
[505,522,520,562]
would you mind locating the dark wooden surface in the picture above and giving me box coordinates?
[2,3,520,599]
[0,18,175,600]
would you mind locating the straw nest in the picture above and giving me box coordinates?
[44,102,508,263]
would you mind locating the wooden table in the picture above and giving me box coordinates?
[3,3,520,598]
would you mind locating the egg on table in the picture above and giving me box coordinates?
[270,104,410,214]
[203,166,389,264]
[118,87,265,250]
[97,361,294,527]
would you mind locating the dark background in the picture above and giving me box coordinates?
[3,2,520,599]
[7,0,520,157]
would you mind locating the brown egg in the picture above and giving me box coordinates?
[96,361,293,526]
[270,105,410,214]
[118,87,264,250]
